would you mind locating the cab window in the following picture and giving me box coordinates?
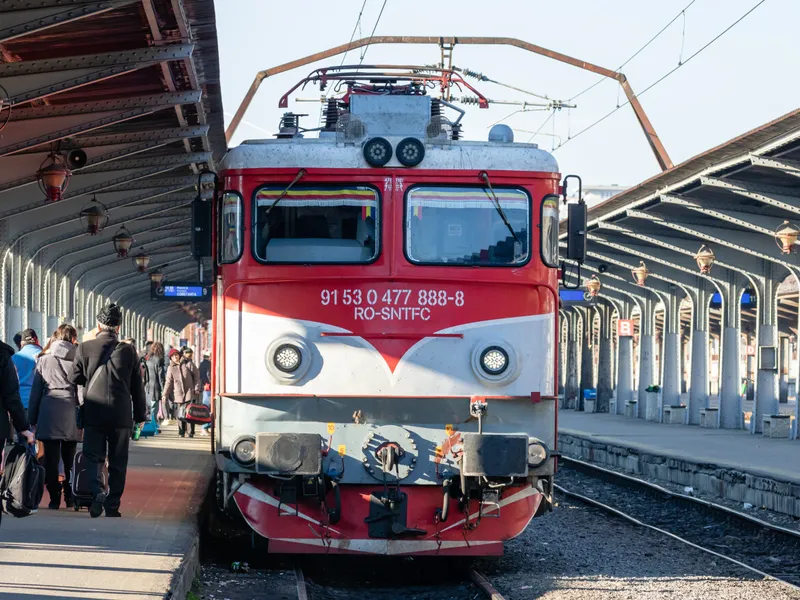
[252,185,380,264]
[219,192,243,264]
[404,185,530,266]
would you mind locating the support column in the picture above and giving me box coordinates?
[47,316,59,335]
[565,310,579,410]
[661,289,684,411]
[7,306,24,346]
[719,274,746,430]
[596,301,614,413]
[688,283,711,426]
[558,313,567,399]
[780,335,789,404]
[637,294,657,419]
[616,300,634,415]
[753,267,781,433]
[579,308,594,411]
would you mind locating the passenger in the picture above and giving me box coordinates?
[144,343,166,434]
[163,348,200,438]
[199,350,212,435]
[69,304,147,518]
[199,350,211,390]
[11,329,42,432]
[0,339,34,516]
[27,324,80,509]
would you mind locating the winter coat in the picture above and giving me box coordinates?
[12,343,42,409]
[163,359,200,405]
[144,355,165,404]
[199,358,211,387]
[0,341,28,441]
[69,330,147,429]
[27,340,80,442]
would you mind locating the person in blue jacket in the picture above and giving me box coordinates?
[11,329,42,415]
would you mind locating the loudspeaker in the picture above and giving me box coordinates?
[67,149,87,169]
[191,197,212,258]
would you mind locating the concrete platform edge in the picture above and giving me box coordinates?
[559,431,800,518]
[166,457,215,600]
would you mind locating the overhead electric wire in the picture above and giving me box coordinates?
[358,0,388,65]
[340,0,368,66]
[569,0,700,102]
[556,0,768,151]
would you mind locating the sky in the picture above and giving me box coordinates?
[213,0,799,186]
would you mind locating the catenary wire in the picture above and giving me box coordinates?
[358,0,388,65]
[556,0,767,151]
[569,0,700,102]
[340,0,368,66]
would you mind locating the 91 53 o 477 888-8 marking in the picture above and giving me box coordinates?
[320,289,465,307]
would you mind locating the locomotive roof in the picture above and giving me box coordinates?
[221,138,559,173]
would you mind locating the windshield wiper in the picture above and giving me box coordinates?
[479,171,520,245]
[264,168,306,216]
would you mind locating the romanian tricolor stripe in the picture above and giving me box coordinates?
[407,187,528,209]
[256,187,378,208]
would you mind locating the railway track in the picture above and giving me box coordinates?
[557,455,800,594]
[292,564,507,600]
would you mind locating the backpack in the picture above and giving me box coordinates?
[0,444,45,518]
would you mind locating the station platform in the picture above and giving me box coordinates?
[0,427,214,600]
[557,410,800,518]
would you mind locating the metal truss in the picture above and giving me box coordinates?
[0,91,202,156]
[0,0,139,43]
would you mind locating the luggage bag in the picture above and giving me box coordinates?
[0,443,45,518]
[70,450,109,511]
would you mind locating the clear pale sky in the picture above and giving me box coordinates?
[214,0,798,186]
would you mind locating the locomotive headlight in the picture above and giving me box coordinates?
[273,343,301,373]
[233,437,256,465]
[527,439,549,468]
[480,346,509,375]
[265,336,312,384]
[363,137,393,167]
[396,137,425,167]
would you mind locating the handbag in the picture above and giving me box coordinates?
[183,402,211,425]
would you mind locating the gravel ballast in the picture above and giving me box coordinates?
[196,485,800,599]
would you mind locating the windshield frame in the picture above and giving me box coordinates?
[402,183,533,268]
[250,182,382,266]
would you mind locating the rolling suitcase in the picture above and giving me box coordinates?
[70,450,108,511]
[139,421,157,438]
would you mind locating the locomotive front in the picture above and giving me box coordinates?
[214,70,564,555]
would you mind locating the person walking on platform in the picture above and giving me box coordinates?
[0,339,35,450]
[28,324,81,509]
[163,348,200,438]
[144,343,166,434]
[69,304,147,518]
[199,350,212,435]
[11,329,42,422]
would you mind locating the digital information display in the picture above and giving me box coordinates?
[151,281,211,301]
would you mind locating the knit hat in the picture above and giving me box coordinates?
[168,348,180,358]
[97,303,122,327]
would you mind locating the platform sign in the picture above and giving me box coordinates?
[151,281,212,301]
[617,319,634,337]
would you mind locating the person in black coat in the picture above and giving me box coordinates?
[0,341,34,449]
[69,304,147,518]
[28,324,81,509]
[144,342,166,434]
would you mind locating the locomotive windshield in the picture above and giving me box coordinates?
[253,185,379,264]
[404,186,530,266]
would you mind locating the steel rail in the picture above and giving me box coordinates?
[293,565,506,599]
[224,36,672,171]
[556,460,800,594]
[559,456,800,540]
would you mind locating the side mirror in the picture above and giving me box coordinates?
[562,173,587,264]
[191,170,217,259]
[566,202,587,263]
